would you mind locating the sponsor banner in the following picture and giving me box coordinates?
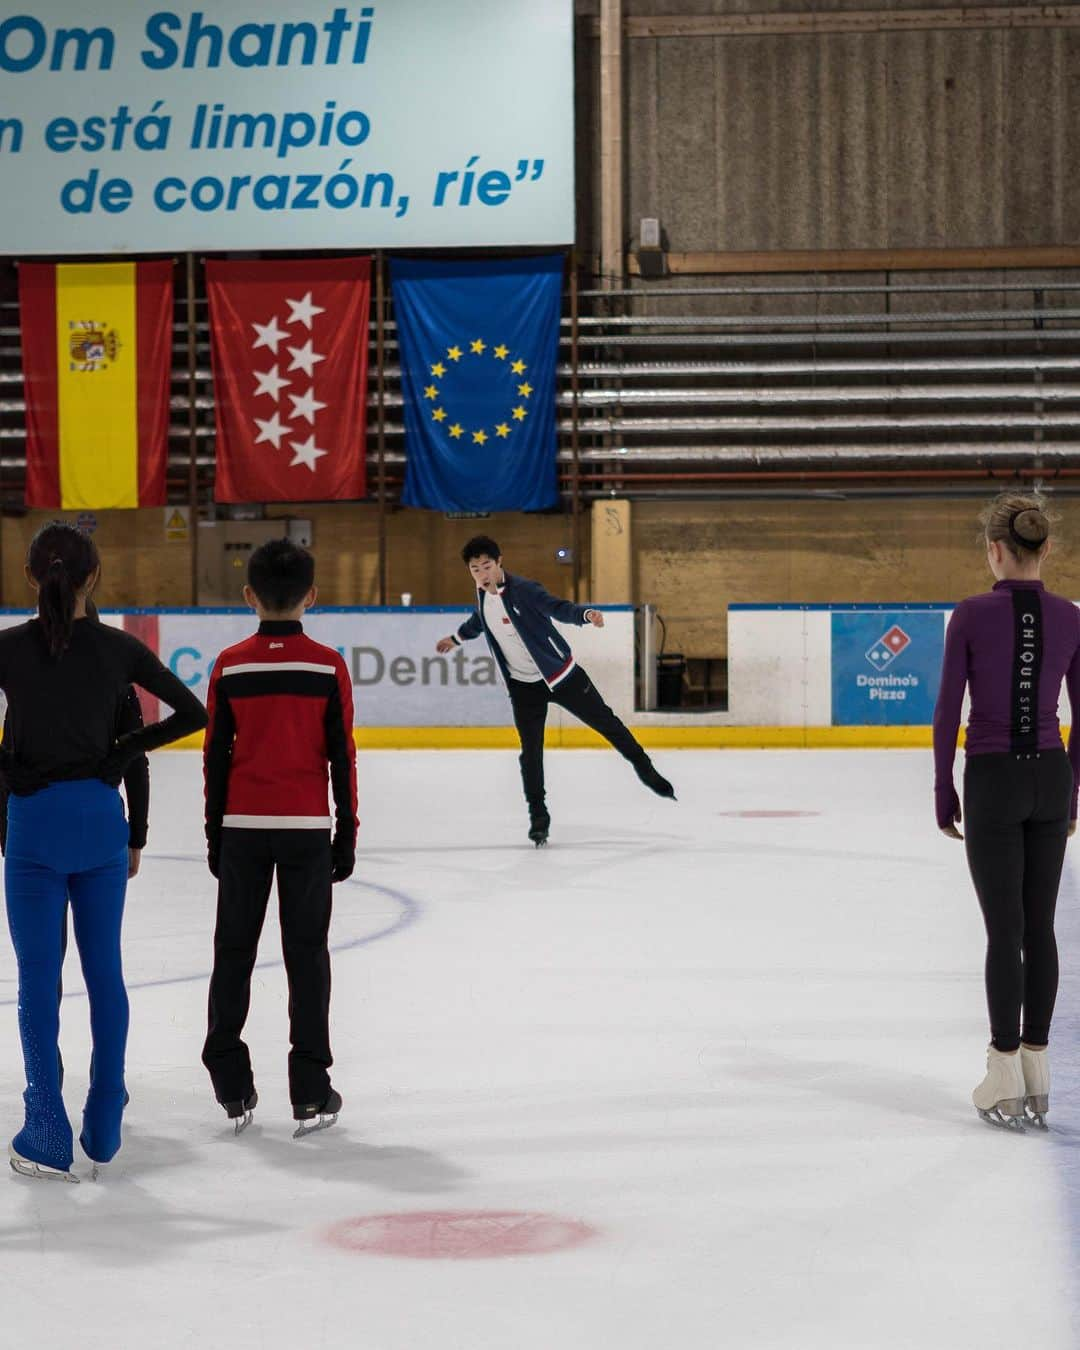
[163,609,633,726]
[0,2,574,253]
[0,607,634,727]
[831,610,945,725]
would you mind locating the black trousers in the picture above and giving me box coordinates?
[508,665,648,808]
[963,749,1073,1052]
[202,828,334,1106]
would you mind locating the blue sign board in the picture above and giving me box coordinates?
[831,609,945,725]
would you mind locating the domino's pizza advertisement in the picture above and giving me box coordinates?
[831,610,945,725]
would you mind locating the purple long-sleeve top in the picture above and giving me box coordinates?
[932,579,1080,828]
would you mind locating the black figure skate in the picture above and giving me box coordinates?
[293,1088,342,1139]
[634,757,676,800]
[222,1090,258,1136]
[528,805,550,848]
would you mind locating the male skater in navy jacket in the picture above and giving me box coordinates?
[436,535,674,845]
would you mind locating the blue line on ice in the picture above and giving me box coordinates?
[0,854,421,1007]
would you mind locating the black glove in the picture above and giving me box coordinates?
[331,834,355,883]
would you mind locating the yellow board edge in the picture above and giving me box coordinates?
[164,725,989,752]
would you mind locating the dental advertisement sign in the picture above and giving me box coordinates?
[160,607,634,726]
[0,2,574,252]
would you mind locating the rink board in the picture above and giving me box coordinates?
[0,602,1070,746]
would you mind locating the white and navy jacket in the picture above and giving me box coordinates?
[452,573,594,688]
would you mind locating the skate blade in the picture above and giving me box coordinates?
[8,1150,79,1183]
[293,1112,338,1140]
[233,1111,254,1137]
[976,1107,1026,1132]
[531,837,548,848]
[1024,1104,1049,1130]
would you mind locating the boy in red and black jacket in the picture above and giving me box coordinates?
[202,539,357,1136]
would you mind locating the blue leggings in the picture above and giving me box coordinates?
[4,780,129,1170]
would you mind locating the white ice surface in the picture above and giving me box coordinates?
[1,749,1076,1350]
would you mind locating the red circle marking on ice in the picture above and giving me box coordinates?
[716,809,821,818]
[324,1210,597,1260]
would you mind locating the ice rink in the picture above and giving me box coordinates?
[2,747,1079,1349]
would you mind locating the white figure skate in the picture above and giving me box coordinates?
[8,1144,79,1183]
[972,1046,1026,1130]
[1020,1044,1050,1129]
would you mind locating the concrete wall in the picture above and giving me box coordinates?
[575,4,1080,258]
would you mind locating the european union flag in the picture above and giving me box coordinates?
[391,255,563,512]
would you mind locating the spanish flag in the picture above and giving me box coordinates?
[20,261,173,509]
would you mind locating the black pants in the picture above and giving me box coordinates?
[964,749,1073,1052]
[202,828,334,1106]
[508,665,648,808]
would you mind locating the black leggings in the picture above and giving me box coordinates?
[508,666,647,808]
[963,749,1073,1052]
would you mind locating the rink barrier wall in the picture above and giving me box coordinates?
[5,602,1070,748]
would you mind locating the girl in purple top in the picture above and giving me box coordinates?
[933,493,1080,1131]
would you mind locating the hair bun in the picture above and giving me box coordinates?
[1011,508,1050,547]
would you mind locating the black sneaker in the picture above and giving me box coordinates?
[634,760,676,799]
[528,807,550,847]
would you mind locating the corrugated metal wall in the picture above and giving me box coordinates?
[576,8,1080,257]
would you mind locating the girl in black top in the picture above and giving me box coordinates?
[3,522,206,1181]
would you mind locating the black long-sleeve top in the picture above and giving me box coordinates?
[0,684,151,852]
[0,617,207,798]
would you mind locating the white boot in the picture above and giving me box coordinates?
[972,1046,1026,1129]
[1020,1044,1050,1129]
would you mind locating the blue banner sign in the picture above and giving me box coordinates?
[831,609,946,725]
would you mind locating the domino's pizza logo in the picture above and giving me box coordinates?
[865,624,911,671]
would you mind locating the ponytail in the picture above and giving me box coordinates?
[26,522,100,660]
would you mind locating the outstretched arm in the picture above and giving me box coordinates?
[436,608,484,653]
[521,580,595,627]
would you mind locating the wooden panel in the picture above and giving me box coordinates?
[634,496,1080,659]
[2,508,192,610]
[591,499,633,600]
[0,507,583,612]
[261,506,582,607]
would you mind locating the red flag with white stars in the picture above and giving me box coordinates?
[207,258,370,502]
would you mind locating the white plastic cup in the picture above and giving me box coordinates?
[400,592,412,606]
